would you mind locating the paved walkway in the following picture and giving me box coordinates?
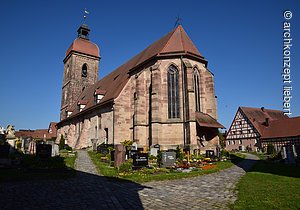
[75,150,98,175]
[0,152,259,210]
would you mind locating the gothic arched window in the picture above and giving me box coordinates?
[168,65,180,119]
[193,68,201,112]
[82,63,87,77]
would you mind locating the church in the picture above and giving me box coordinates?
[56,22,224,152]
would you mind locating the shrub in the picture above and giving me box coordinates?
[220,150,229,157]
[176,145,185,160]
[269,151,282,161]
[118,161,133,172]
[157,150,162,167]
[59,134,65,150]
[64,144,72,151]
[267,144,275,155]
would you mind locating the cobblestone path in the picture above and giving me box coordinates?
[0,152,259,210]
[75,150,98,175]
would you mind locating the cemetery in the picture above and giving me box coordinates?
[88,140,235,183]
[0,125,77,182]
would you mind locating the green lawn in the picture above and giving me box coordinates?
[88,151,234,183]
[233,161,300,210]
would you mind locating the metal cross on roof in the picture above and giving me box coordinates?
[174,15,182,28]
[83,8,90,23]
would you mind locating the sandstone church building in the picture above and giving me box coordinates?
[56,22,224,152]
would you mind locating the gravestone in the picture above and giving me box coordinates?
[216,146,221,157]
[110,150,115,161]
[133,153,148,169]
[153,144,160,149]
[114,144,126,167]
[0,145,10,159]
[150,148,159,157]
[131,142,138,151]
[162,151,176,168]
[97,145,109,156]
[206,150,215,158]
[52,144,59,157]
[36,144,52,159]
[91,139,98,151]
[46,141,54,146]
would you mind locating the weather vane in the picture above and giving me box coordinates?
[83,8,90,23]
[174,15,182,28]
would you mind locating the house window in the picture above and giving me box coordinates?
[168,65,180,119]
[255,139,258,144]
[82,63,88,77]
[193,68,201,112]
[239,140,242,144]
[227,141,231,145]
[233,140,235,145]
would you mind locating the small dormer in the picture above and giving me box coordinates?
[94,89,106,104]
[77,100,88,112]
[65,109,73,118]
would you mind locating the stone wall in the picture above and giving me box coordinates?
[60,53,100,120]
[57,56,220,150]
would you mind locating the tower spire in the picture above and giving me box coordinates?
[77,9,90,40]
[83,8,89,24]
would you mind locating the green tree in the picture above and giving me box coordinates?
[218,131,226,149]
[59,134,65,150]
[267,144,275,155]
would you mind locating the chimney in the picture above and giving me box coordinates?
[265,118,269,126]
[261,107,265,112]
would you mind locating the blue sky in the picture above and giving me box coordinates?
[0,0,299,130]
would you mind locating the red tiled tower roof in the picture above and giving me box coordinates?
[65,38,100,58]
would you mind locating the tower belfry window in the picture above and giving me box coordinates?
[82,64,87,77]
[168,65,180,119]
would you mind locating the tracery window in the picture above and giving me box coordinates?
[168,65,180,119]
[193,68,201,112]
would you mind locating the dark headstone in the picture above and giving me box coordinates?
[110,150,115,161]
[162,151,176,168]
[133,153,148,168]
[0,134,5,144]
[0,145,10,158]
[100,147,109,156]
[205,150,215,158]
[36,144,52,159]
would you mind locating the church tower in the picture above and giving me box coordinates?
[60,23,100,120]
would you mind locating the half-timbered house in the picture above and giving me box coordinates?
[226,107,300,154]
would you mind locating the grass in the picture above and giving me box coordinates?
[88,151,234,183]
[233,161,300,210]
[0,152,77,182]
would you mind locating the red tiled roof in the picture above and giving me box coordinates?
[195,112,225,128]
[15,122,58,140]
[239,107,288,134]
[59,25,207,123]
[94,89,106,95]
[65,38,100,58]
[260,117,300,139]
